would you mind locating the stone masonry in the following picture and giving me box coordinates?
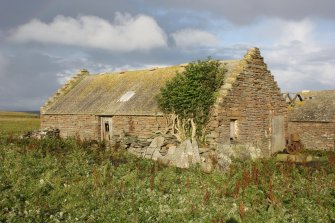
[40,48,287,157]
[112,116,167,138]
[41,114,168,141]
[206,48,287,156]
[288,121,335,150]
[41,114,100,140]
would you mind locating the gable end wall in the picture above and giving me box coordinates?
[207,48,288,156]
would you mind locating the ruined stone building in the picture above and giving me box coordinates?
[41,48,287,156]
[288,90,335,150]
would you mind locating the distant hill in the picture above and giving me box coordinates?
[19,110,40,115]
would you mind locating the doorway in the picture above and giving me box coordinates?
[271,115,285,153]
[101,117,113,141]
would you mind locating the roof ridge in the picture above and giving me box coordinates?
[41,69,89,114]
[92,60,243,76]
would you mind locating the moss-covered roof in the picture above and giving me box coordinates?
[43,60,240,115]
[289,90,335,122]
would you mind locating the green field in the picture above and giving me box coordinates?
[0,111,335,222]
[0,111,40,135]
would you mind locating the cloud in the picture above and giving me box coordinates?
[0,51,62,111]
[259,19,335,91]
[9,13,167,51]
[171,29,219,48]
[145,0,335,24]
[1,1,335,111]
[213,18,335,92]
[0,53,8,75]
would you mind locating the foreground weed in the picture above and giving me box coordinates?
[1,136,335,222]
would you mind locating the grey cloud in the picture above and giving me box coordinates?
[1,0,334,31]
[1,1,334,111]
[0,0,141,29]
[0,43,223,111]
[262,44,335,92]
[1,39,334,111]
[143,0,335,24]
[0,52,61,110]
[171,29,219,48]
[0,0,48,29]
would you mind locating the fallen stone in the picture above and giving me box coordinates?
[143,147,156,159]
[173,150,189,169]
[216,152,232,170]
[218,143,262,161]
[165,142,189,168]
[158,156,171,166]
[150,136,165,148]
[152,149,163,161]
[143,136,165,159]
[200,161,214,173]
[166,145,176,155]
[191,140,201,164]
[22,127,60,139]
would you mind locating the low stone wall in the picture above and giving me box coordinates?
[22,127,60,139]
[288,121,335,150]
[41,114,100,140]
[120,134,262,171]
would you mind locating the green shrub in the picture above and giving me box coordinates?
[157,58,226,139]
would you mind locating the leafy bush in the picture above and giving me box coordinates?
[157,58,226,139]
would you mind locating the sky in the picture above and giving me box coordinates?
[0,0,334,111]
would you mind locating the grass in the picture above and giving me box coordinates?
[0,111,335,222]
[1,137,335,222]
[0,111,40,135]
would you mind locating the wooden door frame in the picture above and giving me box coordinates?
[271,115,285,154]
[100,116,113,141]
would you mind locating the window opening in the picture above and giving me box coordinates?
[105,122,109,132]
[230,119,238,141]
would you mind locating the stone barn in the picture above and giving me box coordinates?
[288,90,335,150]
[41,48,287,156]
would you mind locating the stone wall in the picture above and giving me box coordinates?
[288,121,335,150]
[207,48,288,156]
[41,114,168,141]
[123,135,262,171]
[41,114,100,140]
[112,115,168,138]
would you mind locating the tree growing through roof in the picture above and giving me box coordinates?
[157,58,226,141]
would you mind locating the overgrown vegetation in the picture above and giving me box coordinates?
[1,136,335,222]
[157,58,226,140]
[1,112,335,222]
